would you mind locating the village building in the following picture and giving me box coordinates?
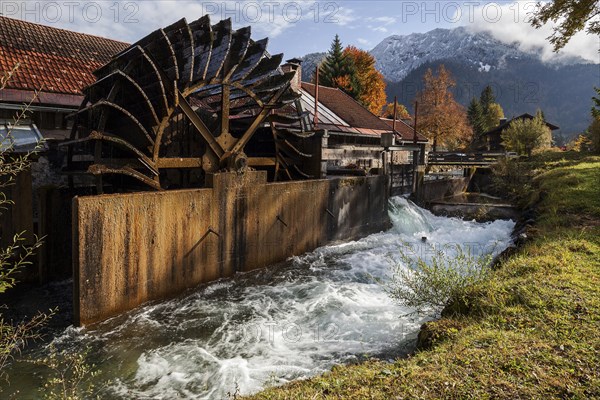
[480,113,559,152]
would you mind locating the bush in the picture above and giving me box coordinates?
[490,157,533,204]
[501,113,551,156]
[387,245,493,314]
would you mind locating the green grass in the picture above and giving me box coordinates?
[245,152,600,399]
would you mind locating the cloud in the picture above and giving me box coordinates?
[2,0,321,42]
[368,16,397,25]
[332,6,356,26]
[368,25,388,33]
[460,1,599,63]
[357,38,371,46]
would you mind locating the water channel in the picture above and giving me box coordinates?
[7,197,515,399]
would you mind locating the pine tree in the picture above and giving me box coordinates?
[467,98,485,136]
[318,35,357,96]
[480,85,495,113]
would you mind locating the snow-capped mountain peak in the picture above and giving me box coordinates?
[371,27,529,81]
[370,26,588,82]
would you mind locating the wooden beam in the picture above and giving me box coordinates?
[227,83,290,158]
[177,90,224,158]
[247,157,276,167]
[220,84,230,136]
[156,157,203,168]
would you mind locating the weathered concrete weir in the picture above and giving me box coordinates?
[74,172,388,325]
[429,193,519,221]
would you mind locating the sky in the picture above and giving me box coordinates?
[1,1,598,63]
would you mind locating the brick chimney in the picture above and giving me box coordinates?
[281,58,302,93]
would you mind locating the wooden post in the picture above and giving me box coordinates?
[314,66,319,129]
[392,96,397,134]
[413,100,418,145]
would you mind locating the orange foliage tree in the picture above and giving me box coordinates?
[381,102,411,120]
[416,65,472,151]
[342,46,387,115]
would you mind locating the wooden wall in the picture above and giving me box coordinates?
[73,172,390,325]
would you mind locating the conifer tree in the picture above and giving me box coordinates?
[480,85,495,113]
[467,98,485,136]
[318,35,357,96]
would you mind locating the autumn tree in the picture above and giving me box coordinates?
[416,65,472,151]
[381,102,411,120]
[483,103,505,132]
[478,85,505,132]
[530,0,600,51]
[501,112,551,156]
[342,46,387,114]
[317,35,357,96]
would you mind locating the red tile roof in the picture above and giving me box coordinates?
[302,82,391,130]
[301,82,428,142]
[0,16,128,96]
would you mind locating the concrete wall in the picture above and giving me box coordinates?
[419,177,470,203]
[73,172,390,325]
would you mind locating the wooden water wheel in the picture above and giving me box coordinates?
[65,15,313,191]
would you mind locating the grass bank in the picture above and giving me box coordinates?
[245,152,600,399]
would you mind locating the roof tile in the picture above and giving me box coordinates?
[0,16,128,96]
[302,82,427,142]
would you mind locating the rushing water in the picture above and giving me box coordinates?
[7,198,514,399]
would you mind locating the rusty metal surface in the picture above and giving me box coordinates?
[73,172,389,325]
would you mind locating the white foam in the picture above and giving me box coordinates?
[18,197,514,399]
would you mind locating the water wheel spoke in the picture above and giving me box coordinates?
[67,14,304,191]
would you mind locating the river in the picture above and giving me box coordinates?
[6,197,515,399]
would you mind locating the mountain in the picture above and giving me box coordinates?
[370,26,589,82]
[299,27,598,139]
[299,52,326,82]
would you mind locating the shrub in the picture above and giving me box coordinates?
[387,245,493,315]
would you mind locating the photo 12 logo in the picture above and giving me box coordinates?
[242,322,340,344]
[0,1,342,25]
[1,1,140,23]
